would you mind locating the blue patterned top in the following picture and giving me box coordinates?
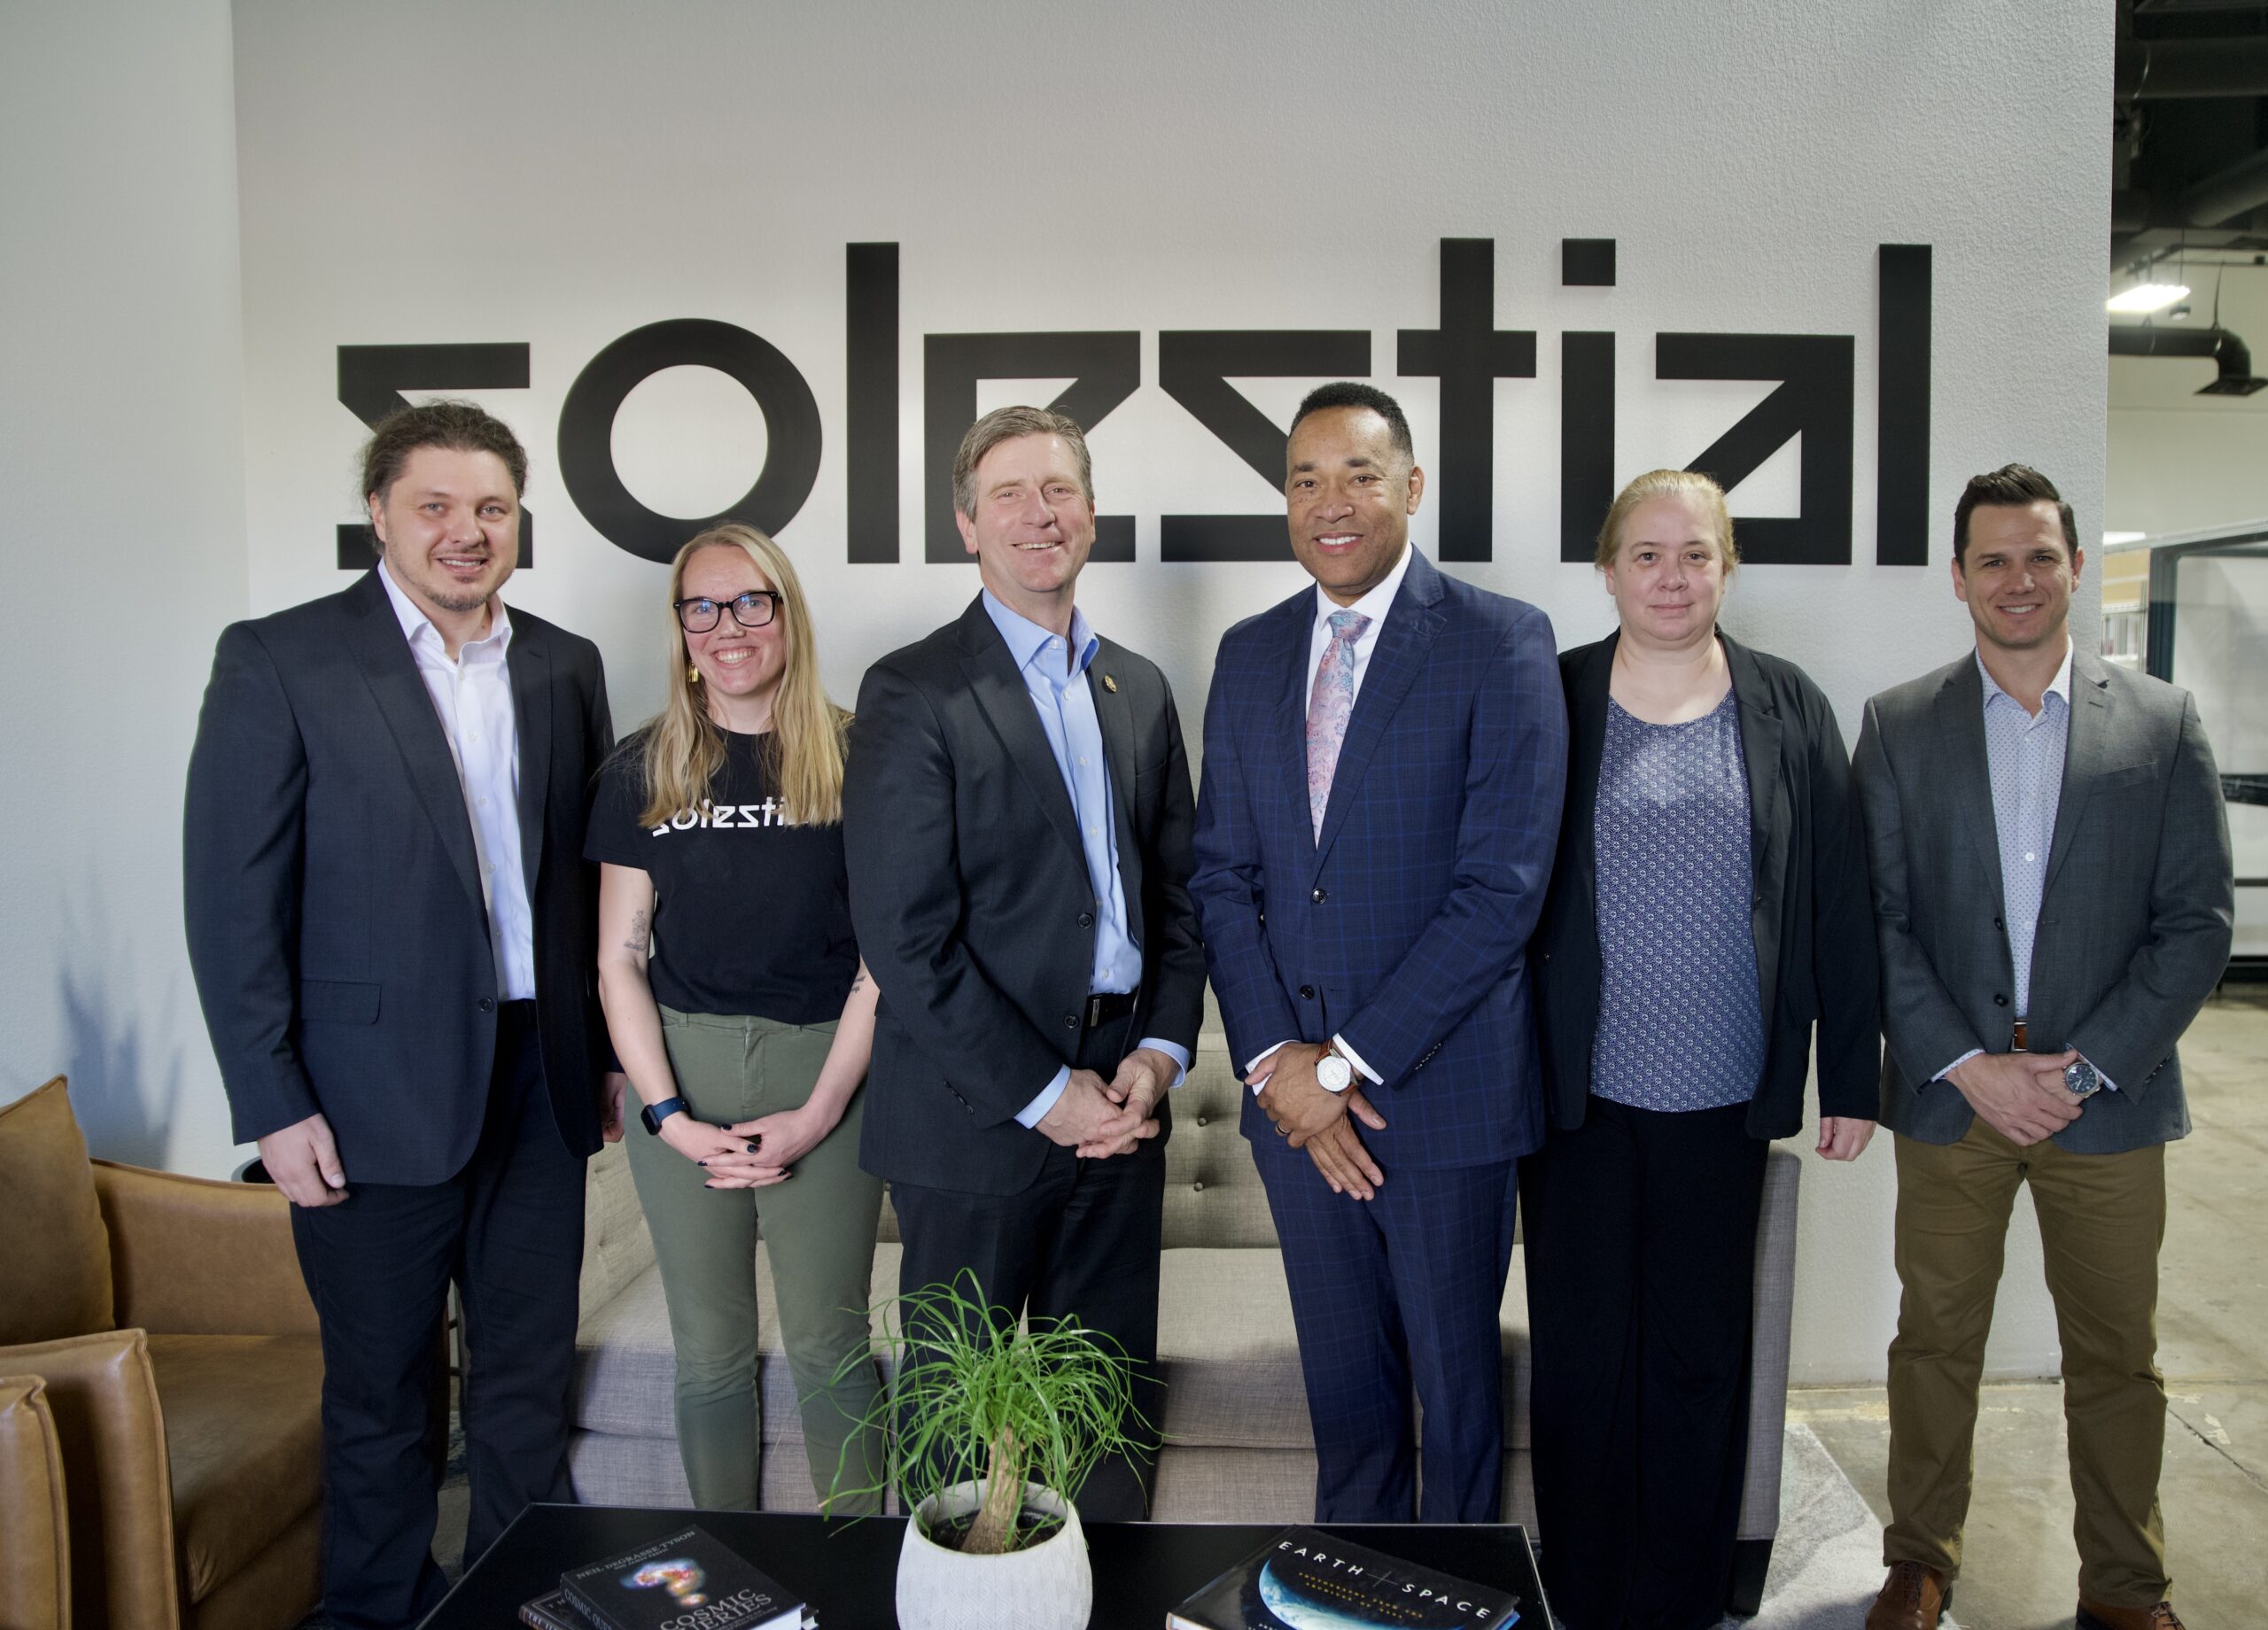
[1591,690,1766,1112]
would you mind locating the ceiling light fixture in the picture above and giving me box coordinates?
[2108,283,2192,314]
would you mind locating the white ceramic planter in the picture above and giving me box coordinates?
[895,1480,1091,1630]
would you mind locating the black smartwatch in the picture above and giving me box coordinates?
[640,1096,689,1135]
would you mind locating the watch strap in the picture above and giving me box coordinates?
[641,1096,689,1134]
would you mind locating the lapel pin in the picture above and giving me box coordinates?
[1102,673,1118,693]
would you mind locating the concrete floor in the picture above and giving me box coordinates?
[1791,987,2268,1628]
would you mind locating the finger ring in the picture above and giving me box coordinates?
[1276,1123,1288,1137]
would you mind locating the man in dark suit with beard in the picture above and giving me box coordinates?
[185,400,617,1629]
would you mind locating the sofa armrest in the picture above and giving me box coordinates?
[0,1375,70,1630]
[90,1161,316,1338]
[1737,1146,1802,1543]
[3,1329,180,1630]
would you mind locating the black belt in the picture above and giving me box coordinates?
[2012,1019,2028,1052]
[1084,990,1138,1031]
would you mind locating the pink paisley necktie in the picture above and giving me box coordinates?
[1306,609,1371,838]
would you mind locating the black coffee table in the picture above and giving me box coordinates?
[417,1504,1555,1628]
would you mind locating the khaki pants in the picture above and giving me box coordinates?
[624,1008,887,1513]
[1884,1119,2170,1608]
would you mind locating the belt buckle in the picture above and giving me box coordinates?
[2012,1019,2029,1052]
[1085,993,1105,1031]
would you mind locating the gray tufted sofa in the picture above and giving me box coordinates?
[567,1036,1801,1608]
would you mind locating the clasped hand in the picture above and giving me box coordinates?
[1037,1048,1175,1158]
[1948,1049,2084,1146]
[1251,1042,1389,1201]
[662,1103,832,1189]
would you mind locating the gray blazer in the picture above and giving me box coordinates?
[1852,648,2232,1153]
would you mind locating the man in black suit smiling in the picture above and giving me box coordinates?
[843,405,1206,1520]
[184,400,617,1630]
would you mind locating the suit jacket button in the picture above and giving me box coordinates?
[1310,888,1327,904]
[1299,984,1317,1000]
[1195,1115,1208,1127]
[1077,912,1095,929]
[1192,1180,1206,1192]
[478,997,495,1013]
[1065,1014,1080,1030]
[1994,916,2006,931]
[1993,993,2009,1007]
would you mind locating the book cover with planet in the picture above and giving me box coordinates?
[1167,1527,1522,1630]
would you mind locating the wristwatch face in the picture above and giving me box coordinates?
[2063,1060,2101,1098]
[1316,1054,1353,1093]
[641,1098,683,1134]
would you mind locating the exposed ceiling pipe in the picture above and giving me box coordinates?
[2109,323,2268,393]
[2117,35,2268,97]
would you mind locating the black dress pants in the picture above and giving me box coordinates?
[290,1002,586,1630]
[1518,1095,1767,1630]
[888,1013,1166,1524]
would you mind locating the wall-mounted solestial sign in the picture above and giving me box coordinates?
[331,237,1931,572]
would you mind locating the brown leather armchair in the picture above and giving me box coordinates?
[0,1078,324,1630]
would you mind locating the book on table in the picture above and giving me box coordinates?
[528,1525,811,1630]
[1167,1525,1522,1629]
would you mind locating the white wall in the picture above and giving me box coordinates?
[0,0,2108,1382]
[0,1,251,1178]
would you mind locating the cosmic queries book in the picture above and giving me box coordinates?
[549,1525,808,1630]
[1167,1527,1521,1630]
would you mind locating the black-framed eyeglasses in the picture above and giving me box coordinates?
[673,590,782,633]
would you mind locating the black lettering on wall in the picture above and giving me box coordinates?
[1657,331,1854,565]
[846,244,900,564]
[556,318,822,565]
[1876,244,1932,567]
[1560,332,1616,563]
[1397,238,1536,562]
[1157,329,1370,562]
[335,343,532,568]
[922,331,1140,563]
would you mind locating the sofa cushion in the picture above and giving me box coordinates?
[146,1334,322,1605]
[0,1077,113,1345]
[0,1375,69,1630]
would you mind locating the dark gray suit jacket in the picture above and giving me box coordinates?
[1853,648,2232,1153]
[843,596,1207,1195]
[184,569,613,1184]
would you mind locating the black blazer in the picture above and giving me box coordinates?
[183,569,614,1184]
[1531,632,1879,1139]
[843,596,1207,1195]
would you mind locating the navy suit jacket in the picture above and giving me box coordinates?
[183,569,613,1185]
[1191,550,1567,1169]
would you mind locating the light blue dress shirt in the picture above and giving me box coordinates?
[979,592,1191,1127]
[1936,645,2115,1090]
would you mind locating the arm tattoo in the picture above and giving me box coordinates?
[625,908,649,957]
[850,970,869,993]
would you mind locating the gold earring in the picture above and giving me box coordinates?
[687,664,701,684]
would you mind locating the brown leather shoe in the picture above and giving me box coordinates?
[1864,1561,1951,1630]
[2076,1600,2185,1630]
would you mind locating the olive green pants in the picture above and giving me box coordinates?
[623,1008,886,1513]
[1885,1120,2170,1607]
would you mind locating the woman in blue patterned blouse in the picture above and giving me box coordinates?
[1523,470,1882,1630]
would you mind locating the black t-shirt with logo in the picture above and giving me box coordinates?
[584,727,856,1023]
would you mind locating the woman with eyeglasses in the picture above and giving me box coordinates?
[586,523,884,1513]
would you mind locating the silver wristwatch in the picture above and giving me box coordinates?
[1315,1045,1354,1094]
[2063,1058,2103,1099]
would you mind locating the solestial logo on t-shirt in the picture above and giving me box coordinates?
[649,797,802,835]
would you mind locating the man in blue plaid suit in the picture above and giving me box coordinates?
[1191,382,1567,1523]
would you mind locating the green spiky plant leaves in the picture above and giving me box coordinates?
[827,1271,1146,1555]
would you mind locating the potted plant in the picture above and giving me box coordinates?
[827,1271,1147,1630]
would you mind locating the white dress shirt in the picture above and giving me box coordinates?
[1247,544,1417,1091]
[378,561,535,1001]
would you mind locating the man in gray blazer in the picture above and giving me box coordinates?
[1854,465,2232,1630]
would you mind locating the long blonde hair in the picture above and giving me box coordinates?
[637,524,849,828]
